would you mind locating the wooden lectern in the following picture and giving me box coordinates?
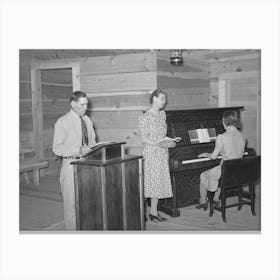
[71,142,144,230]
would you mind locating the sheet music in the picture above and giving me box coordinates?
[188,128,216,144]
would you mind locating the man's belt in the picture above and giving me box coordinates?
[63,156,82,159]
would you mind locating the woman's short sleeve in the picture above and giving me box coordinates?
[212,134,223,159]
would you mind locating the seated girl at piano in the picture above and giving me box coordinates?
[138,90,181,222]
[196,110,246,210]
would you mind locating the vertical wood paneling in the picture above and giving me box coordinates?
[124,160,141,230]
[105,164,123,230]
[31,70,44,160]
[226,75,259,151]
[72,65,80,91]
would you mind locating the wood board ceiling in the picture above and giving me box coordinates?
[20,49,260,64]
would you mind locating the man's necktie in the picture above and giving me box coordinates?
[80,116,89,146]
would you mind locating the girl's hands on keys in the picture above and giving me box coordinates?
[198,152,208,158]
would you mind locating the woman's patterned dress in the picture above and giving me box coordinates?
[138,110,173,199]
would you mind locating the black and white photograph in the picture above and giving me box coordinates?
[19,49,261,232]
[1,1,280,280]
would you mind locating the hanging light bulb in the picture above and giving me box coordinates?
[170,49,183,66]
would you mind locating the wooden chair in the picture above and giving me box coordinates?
[20,159,49,185]
[20,142,49,186]
[207,155,261,223]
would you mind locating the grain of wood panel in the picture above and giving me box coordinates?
[20,128,54,150]
[41,69,72,84]
[157,56,209,72]
[229,101,257,107]
[163,87,209,95]
[157,57,204,73]
[126,146,143,156]
[20,82,72,99]
[210,59,260,77]
[158,71,209,80]
[218,71,260,80]
[105,165,124,230]
[87,90,152,98]
[31,70,44,159]
[165,92,209,109]
[80,52,156,75]
[80,72,156,92]
[88,111,143,129]
[157,75,209,90]
[124,160,141,230]
[231,83,259,94]
[230,77,259,86]
[20,114,63,131]
[230,92,258,102]
[209,81,219,106]
[204,52,260,62]
[20,99,70,114]
[76,165,104,229]
[20,66,72,85]
[88,106,149,112]
[87,94,150,110]
[95,128,142,147]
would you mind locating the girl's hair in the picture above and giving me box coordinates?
[149,90,166,104]
[223,110,242,130]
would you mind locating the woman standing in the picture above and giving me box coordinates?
[138,90,180,222]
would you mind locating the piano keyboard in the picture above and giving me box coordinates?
[181,152,248,165]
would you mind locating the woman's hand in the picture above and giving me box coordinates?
[157,139,176,149]
[198,152,209,158]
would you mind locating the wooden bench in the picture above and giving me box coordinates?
[20,159,49,186]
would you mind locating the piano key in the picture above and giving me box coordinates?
[181,152,248,165]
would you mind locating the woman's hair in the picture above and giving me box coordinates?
[223,110,242,130]
[70,91,87,102]
[149,90,166,104]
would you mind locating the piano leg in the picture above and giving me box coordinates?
[158,174,180,217]
[159,203,180,217]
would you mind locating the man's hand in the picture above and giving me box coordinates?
[79,145,91,155]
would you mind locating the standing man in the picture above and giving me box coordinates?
[53,91,96,230]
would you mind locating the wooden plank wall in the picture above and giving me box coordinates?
[209,51,261,154]
[20,59,72,158]
[157,57,210,110]
[80,52,157,155]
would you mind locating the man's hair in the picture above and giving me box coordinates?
[223,110,242,130]
[149,89,166,104]
[70,91,87,102]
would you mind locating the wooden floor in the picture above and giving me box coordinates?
[20,161,261,232]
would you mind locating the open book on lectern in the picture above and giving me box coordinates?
[82,141,126,160]
[188,128,217,144]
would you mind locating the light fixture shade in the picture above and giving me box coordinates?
[170,50,183,66]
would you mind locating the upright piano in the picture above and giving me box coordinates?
[159,107,256,217]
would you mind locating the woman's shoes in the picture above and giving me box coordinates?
[195,203,208,211]
[149,213,167,222]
